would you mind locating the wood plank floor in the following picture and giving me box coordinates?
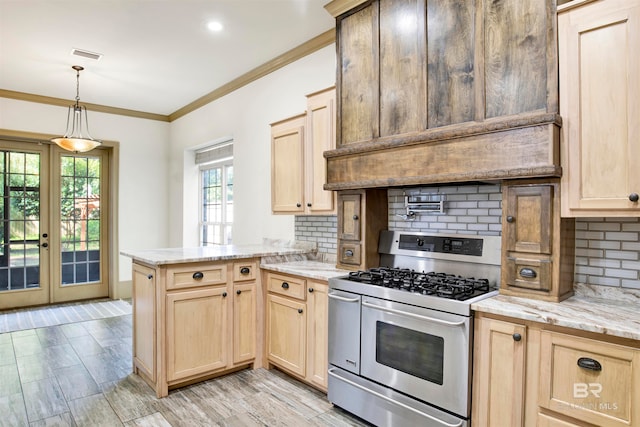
[0,314,369,426]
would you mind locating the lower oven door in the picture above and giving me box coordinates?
[360,296,471,417]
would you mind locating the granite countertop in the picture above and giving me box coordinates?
[471,284,640,341]
[260,260,350,282]
[120,241,317,266]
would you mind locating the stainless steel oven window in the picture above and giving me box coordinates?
[375,321,445,385]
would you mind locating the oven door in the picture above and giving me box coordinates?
[360,296,472,417]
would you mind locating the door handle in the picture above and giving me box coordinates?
[362,300,466,327]
[328,293,360,303]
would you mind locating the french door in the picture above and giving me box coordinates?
[0,140,109,309]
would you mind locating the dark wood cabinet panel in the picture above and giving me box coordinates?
[484,0,550,118]
[338,2,379,146]
[379,0,426,136]
[426,0,475,127]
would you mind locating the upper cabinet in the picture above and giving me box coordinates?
[324,0,561,190]
[559,0,640,216]
[271,87,336,215]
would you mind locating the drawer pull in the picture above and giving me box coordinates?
[192,271,204,280]
[345,250,354,257]
[281,282,289,289]
[240,267,251,275]
[577,357,602,371]
[519,268,537,279]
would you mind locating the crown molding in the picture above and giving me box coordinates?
[0,29,336,123]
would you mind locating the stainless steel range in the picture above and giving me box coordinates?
[327,230,501,427]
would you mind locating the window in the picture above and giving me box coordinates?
[197,142,233,246]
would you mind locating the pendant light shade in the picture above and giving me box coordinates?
[51,65,102,153]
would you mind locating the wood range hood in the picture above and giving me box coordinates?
[323,0,562,191]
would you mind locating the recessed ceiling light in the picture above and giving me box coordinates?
[207,21,223,32]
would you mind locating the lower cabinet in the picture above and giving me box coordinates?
[472,313,640,427]
[265,272,329,391]
[131,259,259,398]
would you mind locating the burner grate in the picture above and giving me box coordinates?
[347,267,492,301]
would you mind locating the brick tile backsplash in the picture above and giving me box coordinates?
[294,187,640,290]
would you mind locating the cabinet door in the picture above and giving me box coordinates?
[266,293,306,377]
[472,317,527,427]
[306,88,336,214]
[306,281,328,390]
[337,1,379,146]
[233,282,256,364]
[559,0,640,214]
[504,184,553,254]
[271,114,305,213]
[166,287,229,382]
[132,263,156,382]
[337,192,361,241]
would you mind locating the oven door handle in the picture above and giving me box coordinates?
[362,300,466,327]
[328,293,360,303]
[327,368,464,427]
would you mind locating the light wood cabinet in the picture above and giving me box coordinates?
[473,313,640,427]
[271,87,336,215]
[264,272,329,391]
[539,331,640,427]
[559,0,640,216]
[131,258,260,398]
[500,180,575,302]
[337,189,387,270]
[132,263,156,383]
[472,317,532,427]
[166,286,229,382]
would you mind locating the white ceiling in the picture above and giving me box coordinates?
[0,0,335,116]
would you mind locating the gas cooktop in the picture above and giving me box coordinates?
[347,267,493,301]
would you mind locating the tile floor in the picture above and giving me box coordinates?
[0,313,368,426]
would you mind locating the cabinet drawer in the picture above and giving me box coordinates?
[233,261,257,282]
[540,331,640,427]
[505,256,551,291]
[338,242,361,266]
[166,263,227,290]
[267,273,306,300]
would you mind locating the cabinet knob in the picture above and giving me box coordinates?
[506,215,515,223]
[281,282,289,289]
[240,267,250,275]
[222,292,227,298]
[629,193,639,202]
[147,274,153,280]
[577,357,602,371]
[345,250,354,257]
[236,289,242,295]
[41,243,49,248]
[298,308,303,314]
[296,203,302,208]
[308,287,314,293]
[512,333,522,342]
[352,214,359,220]
[307,203,312,207]
[192,271,204,280]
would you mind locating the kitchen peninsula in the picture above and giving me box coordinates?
[120,241,346,398]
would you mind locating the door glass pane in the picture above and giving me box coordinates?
[60,155,101,285]
[0,151,41,292]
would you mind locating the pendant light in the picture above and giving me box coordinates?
[51,65,102,152]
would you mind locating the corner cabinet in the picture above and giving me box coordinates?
[473,313,640,427]
[264,271,329,391]
[500,180,575,302]
[131,259,259,398]
[271,87,336,215]
[559,0,640,216]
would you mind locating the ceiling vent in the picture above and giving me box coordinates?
[71,48,103,61]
